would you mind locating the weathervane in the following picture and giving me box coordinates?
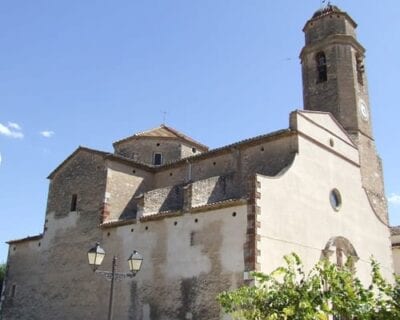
[321,0,332,6]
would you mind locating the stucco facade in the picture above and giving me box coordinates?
[0,4,395,320]
[256,112,393,283]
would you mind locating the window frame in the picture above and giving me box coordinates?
[153,152,163,166]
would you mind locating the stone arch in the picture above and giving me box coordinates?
[321,236,359,267]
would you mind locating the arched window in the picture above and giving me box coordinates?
[321,236,359,268]
[316,52,327,82]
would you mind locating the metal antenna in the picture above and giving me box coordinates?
[162,111,167,125]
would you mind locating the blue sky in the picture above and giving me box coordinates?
[1,1,399,262]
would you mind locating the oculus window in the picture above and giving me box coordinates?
[330,189,342,211]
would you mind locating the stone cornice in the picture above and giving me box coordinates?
[303,11,357,32]
[300,34,365,60]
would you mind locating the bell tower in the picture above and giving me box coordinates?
[300,5,389,224]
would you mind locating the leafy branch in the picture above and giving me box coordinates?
[218,253,399,320]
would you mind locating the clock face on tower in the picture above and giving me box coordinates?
[359,99,369,121]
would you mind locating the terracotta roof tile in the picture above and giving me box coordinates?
[47,128,293,178]
[113,124,209,151]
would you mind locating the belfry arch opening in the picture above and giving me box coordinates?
[316,51,328,83]
[355,53,365,85]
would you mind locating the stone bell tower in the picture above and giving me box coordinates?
[300,4,389,224]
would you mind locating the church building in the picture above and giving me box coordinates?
[1,5,396,320]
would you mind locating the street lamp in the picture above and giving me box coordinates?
[127,251,143,276]
[87,242,105,271]
[87,243,143,320]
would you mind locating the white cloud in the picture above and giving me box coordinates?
[40,130,55,138]
[0,122,24,139]
[7,122,22,130]
[388,193,400,205]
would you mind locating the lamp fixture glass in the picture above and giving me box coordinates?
[127,250,143,274]
[87,242,105,271]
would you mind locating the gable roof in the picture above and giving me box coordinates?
[47,146,156,179]
[47,126,294,180]
[7,234,43,244]
[295,110,356,147]
[47,147,109,179]
[113,124,209,151]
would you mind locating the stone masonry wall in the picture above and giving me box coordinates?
[305,13,356,45]
[153,134,297,201]
[355,133,389,224]
[105,160,154,221]
[392,228,400,275]
[143,184,184,215]
[45,150,107,218]
[2,150,109,320]
[115,138,183,165]
[180,142,201,158]
[191,174,237,208]
[140,174,238,218]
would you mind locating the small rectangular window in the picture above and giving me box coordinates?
[190,231,196,246]
[153,153,163,166]
[11,284,16,298]
[70,194,78,212]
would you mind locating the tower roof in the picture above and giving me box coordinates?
[303,4,357,32]
[312,4,342,19]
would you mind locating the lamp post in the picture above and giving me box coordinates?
[87,243,143,320]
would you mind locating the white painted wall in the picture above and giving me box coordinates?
[257,112,393,284]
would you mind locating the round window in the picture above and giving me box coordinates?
[330,189,342,211]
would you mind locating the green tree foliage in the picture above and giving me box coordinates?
[218,253,400,320]
[0,263,5,293]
